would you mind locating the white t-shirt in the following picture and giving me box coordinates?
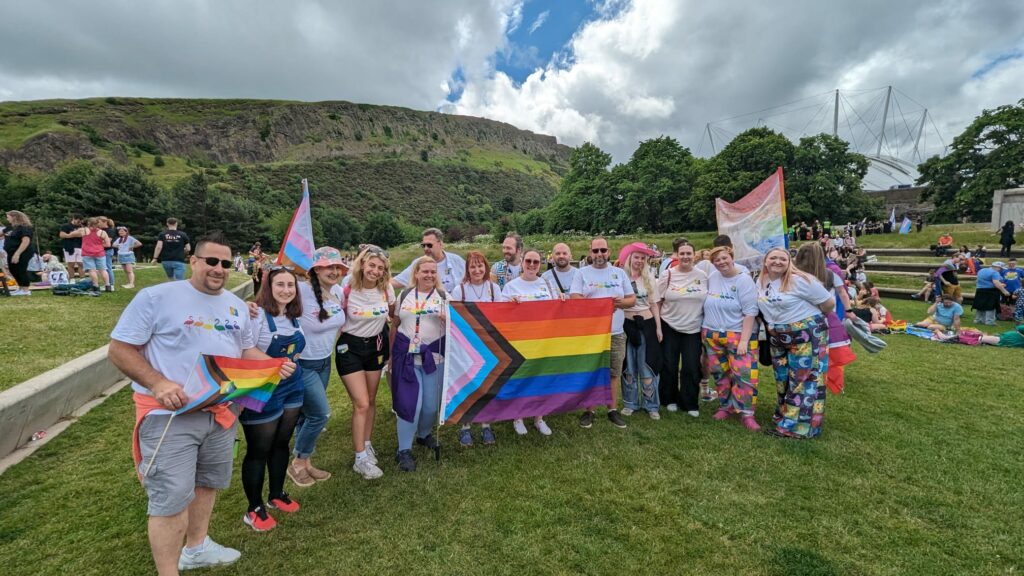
[696,259,750,277]
[394,252,466,293]
[501,276,556,302]
[657,267,708,334]
[344,284,395,338]
[113,236,138,255]
[757,274,832,325]
[624,273,659,313]
[451,281,501,302]
[702,271,759,332]
[298,281,346,360]
[542,267,579,295]
[249,309,301,353]
[396,288,446,364]
[570,265,635,335]
[111,281,256,412]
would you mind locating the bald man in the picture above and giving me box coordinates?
[542,242,578,295]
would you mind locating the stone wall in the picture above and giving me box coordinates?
[991,188,1024,231]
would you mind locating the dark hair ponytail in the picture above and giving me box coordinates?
[309,269,328,322]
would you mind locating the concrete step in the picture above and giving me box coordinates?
[876,285,975,304]
[865,261,978,280]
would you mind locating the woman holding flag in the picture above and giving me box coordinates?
[337,246,395,480]
[389,256,447,472]
[240,266,306,531]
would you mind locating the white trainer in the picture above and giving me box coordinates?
[687,410,700,418]
[666,403,679,412]
[648,410,661,420]
[352,457,384,480]
[534,418,552,436]
[620,408,634,416]
[365,444,378,466]
[512,419,528,435]
[178,537,241,571]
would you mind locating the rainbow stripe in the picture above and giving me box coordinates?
[715,166,788,271]
[441,299,613,425]
[276,178,316,272]
[176,355,285,415]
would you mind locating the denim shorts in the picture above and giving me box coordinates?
[118,252,137,265]
[83,255,106,271]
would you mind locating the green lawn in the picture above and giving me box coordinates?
[844,224,1007,249]
[0,266,249,391]
[0,298,1020,575]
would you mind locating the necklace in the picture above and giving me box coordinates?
[468,281,488,301]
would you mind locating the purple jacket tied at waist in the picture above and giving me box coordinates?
[390,331,445,422]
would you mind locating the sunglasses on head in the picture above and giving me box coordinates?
[591,248,608,254]
[421,243,434,249]
[197,256,233,269]
[264,264,294,272]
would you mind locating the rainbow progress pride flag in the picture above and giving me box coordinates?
[441,299,613,425]
[176,355,286,415]
[275,178,316,272]
[715,166,788,272]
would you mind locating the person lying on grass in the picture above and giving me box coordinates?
[914,293,962,336]
[979,324,1024,348]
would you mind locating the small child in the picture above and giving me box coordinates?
[911,269,935,300]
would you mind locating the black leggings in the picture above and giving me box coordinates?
[659,322,703,412]
[9,255,34,288]
[241,407,300,510]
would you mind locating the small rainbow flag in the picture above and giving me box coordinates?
[176,355,286,415]
[441,299,613,425]
[275,178,316,272]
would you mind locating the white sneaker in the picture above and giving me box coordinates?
[178,537,241,570]
[364,444,378,466]
[11,289,31,296]
[534,418,552,436]
[687,410,700,418]
[666,403,679,412]
[648,410,661,420]
[122,284,135,289]
[352,457,383,480]
[512,419,528,435]
[620,408,634,416]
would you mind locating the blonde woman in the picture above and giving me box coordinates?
[757,247,835,439]
[618,242,662,419]
[338,246,395,479]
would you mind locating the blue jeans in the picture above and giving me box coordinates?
[162,260,186,280]
[104,248,114,286]
[293,357,332,458]
[623,331,660,411]
[396,363,442,451]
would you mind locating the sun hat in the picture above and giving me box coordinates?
[616,242,658,266]
[310,246,346,269]
[991,261,1006,268]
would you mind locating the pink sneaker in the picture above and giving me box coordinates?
[712,409,730,421]
[741,417,761,432]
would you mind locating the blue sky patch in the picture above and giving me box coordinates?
[498,0,596,83]
[972,48,1023,79]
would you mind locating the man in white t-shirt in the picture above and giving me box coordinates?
[570,236,636,429]
[392,227,466,293]
[542,242,579,295]
[109,232,295,574]
[490,232,523,289]
[695,234,751,277]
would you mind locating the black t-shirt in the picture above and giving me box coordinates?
[157,229,190,262]
[941,269,959,286]
[6,225,36,257]
[60,223,82,252]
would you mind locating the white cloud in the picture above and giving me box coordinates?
[528,10,549,35]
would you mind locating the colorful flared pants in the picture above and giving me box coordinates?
[702,329,758,416]
[768,316,829,438]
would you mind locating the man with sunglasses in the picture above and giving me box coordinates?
[392,227,465,293]
[570,237,636,429]
[109,231,296,574]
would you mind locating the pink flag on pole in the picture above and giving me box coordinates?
[276,178,316,272]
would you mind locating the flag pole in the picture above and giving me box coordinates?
[142,414,176,479]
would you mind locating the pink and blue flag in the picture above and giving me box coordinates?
[276,178,316,272]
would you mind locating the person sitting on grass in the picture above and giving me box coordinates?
[910,269,936,300]
[980,324,1024,348]
[915,293,963,336]
[862,297,889,332]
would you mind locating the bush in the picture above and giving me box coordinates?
[420,150,429,162]
[153,155,165,167]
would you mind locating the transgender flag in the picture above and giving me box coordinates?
[715,167,788,272]
[276,179,316,271]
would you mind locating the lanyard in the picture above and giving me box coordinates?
[412,287,435,345]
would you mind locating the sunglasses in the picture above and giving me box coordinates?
[264,264,294,272]
[524,258,541,265]
[421,243,434,249]
[591,248,609,254]
[197,256,233,269]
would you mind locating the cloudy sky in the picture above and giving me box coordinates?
[2,0,1022,173]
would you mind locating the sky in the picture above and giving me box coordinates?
[2,0,1022,179]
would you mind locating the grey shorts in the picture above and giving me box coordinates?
[137,411,236,517]
[610,332,626,379]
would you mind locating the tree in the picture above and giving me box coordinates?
[362,211,406,248]
[546,142,615,233]
[918,98,1024,222]
[786,134,876,223]
[613,136,697,232]
[315,206,364,250]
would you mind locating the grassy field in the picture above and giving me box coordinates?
[0,297,1020,575]
[0,266,249,391]
[844,224,1006,249]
